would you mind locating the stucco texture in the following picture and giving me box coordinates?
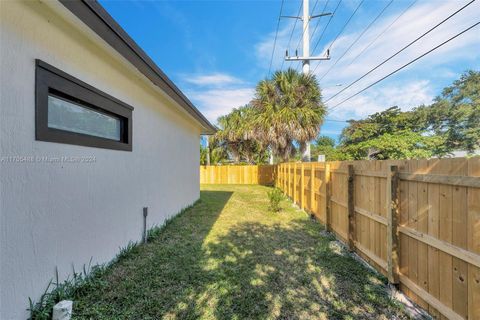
[0,1,202,319]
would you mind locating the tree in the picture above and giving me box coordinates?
[251,68,326,161]
[339,107,429,159]
[337,71,479,160]
[214,106,268,164]
[311,135,344,161]
[420,70,480,152]
[339,106,428,146]
[338,106,448,160]
[200,136,228,165]
[341,131,445,160]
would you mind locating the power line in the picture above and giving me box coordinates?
[310,0,342,71]
[327,0,364,51]
[324,0,476,103]
[317,0,395,80]
[268,0,286,76]
[295,0,330,71]
[309,0,331,45]
[325,118,349,122]
[294,0,321,53]
[327,21,480,111]
[311,0,342,54]
[312,0,362,74]
[281,1,303,71]
[345,0,418,68]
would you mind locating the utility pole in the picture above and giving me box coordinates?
[283,0,331,162]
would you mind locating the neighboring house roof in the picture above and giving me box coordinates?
[59,0,216,134]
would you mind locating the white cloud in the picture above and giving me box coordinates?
[255,0,480,126]
[314,1,479,80]
[187,0,478,134]
[188,88,254,123]
[327,80,434,120]
[255,19,304,71]
[314,0,480,119]
[184,73,244,87]
[182,72,254,122]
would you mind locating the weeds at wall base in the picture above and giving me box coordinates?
[27,200,199,320]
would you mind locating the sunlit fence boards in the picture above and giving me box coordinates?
[277,158,480,320]
[201,158,480,319]
[200,165,276,185]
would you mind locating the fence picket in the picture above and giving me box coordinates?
[200,159,480,320]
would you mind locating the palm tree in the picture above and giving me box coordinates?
[214,105,266,163]
[200,136,228,165]
[251,68,326,161]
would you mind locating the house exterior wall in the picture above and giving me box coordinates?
[0,1,202,319]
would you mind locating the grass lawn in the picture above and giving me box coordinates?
[71,185,411,319]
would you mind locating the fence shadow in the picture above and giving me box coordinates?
[73,188,410,319]
[72,190,232,319]
[162,219,407,319]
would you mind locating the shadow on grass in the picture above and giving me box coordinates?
[72,189,408,320]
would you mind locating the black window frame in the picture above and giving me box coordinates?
[35,59,133,151]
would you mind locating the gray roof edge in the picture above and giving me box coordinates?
[59,0,216,134]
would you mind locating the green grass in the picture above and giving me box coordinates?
[68,185,410,319]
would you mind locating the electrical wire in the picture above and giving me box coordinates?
[345,0,418,67]
[317,0,395,80]
[324,0,476,103]
[295,0,330,71]
[325,118,349,122]
[281,1,304,71]
[327,21,480,111]
[268,0,286,76]
[316,0,364,64]
[311,0,342,55]
[312,0,363,74]
[294,0,321,53]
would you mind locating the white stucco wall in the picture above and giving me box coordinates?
[0,1,203,319]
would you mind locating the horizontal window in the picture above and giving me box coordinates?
[48,94,122,141]
[35,60,133,151]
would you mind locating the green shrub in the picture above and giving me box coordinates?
[267,188,283,212]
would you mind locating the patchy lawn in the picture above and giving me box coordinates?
[72,185,410,319]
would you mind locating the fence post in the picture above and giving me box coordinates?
[301,163,305,209]
[325,163,331,231]
[288,163,291,196]
[278,164,282,189]
[274,165,278,188]
[310,162,315,213]
[275,164,278,187]
[347,164,355,251]
[387,165,400,284]
[285,164,288,193]
[293,163,297,204]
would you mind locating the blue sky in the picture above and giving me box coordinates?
[100,0,479,142]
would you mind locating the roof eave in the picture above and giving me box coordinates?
[59,0,216,135]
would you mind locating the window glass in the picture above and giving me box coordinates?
[48,95,121,141]
[36,60,132,151]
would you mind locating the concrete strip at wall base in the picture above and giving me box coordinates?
[0,2,203,319]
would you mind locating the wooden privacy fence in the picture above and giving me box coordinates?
[200,165,276,185]
[277,159,480,320]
